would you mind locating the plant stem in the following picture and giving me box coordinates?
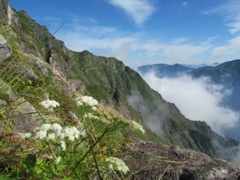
[92,149,103,180]
[68,127,109,176]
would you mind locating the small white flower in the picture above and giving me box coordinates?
[40,123,52,131]
[60,140,66,151]
[51,123,63,135]
[105,157,129,174]
[55,156,61,164]
[39,100,60,110]
[130,121,145,134]
[47,133,56,140]
[63,127,74,141]
[63,127,80,141]
[92,106,97,111]
[92,99,98,106]
[76,96,98,108]
[59,132,65,139]
[35,130,47,140]
[76,100,83,106]
[72,127,80,139]
[68,135,75,141]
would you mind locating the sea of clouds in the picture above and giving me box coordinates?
[141,72,240,135]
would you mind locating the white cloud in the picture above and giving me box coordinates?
[211,36,240,61]
[107,0,156,25]
[103,42,132,63]
[139,38,212,64]
[160,43,211,61]
[142,72,239,134]
[206,0,240,34]
[56,24,136,53]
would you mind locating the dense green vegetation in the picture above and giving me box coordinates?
[0,52,148,179]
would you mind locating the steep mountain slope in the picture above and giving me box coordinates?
[1,0,240,163]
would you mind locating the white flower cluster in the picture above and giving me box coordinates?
[22,123,81,151]
[76,96,98,110]
[83,113,99,120]
[130,121,145,134]
[105,157,129,175]
[55,156,61,164]
[39,100,60,111]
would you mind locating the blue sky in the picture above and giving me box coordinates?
[9,0,240,68]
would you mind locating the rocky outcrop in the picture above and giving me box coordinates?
[0,35,12,62]
[13,98,40,133]
[123,141,240,180]
[0,0,8,24]
[0,80,39,133]
[28,58,49,77]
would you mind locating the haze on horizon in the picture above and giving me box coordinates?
[9,0,240,68]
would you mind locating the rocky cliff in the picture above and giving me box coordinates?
[0,0,240,179]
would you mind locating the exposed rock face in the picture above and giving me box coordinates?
[0,0,8,24]
[29,58,49,77]
[13,98,40,133]
[123,142,240,180]
[0,80,39,133]
[0,35,12,62]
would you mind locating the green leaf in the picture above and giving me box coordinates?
[0,176,10,180]
[0,93,10,101]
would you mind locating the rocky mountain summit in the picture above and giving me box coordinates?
[1,0,240,179]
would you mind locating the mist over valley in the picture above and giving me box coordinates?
[139,60,240,141]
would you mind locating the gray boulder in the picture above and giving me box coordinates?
[0,35,12,62]
[0,80,39,133]
[29,58,49,77]
[13,97,40,133]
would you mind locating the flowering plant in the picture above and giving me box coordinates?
[39,100,60,111]
[76,96,98,110]
[105,157,129,175]
[130,121,145,134]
